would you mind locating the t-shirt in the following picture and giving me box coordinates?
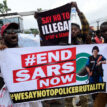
[0,34,42,107]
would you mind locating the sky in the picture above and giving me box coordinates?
[1,0,107,29]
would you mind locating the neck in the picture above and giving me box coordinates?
[72,37,77,44]
[94,55,97,58]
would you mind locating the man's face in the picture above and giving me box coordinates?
[93,50,98,56]
[71,25,80,38]
[101,26,107,40]
[3,29,18,47]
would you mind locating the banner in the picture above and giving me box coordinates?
[0,44,107,104]
[35,3,72,46]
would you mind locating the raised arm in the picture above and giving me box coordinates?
[72,2,89,36]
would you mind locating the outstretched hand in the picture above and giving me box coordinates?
[70,2,80,13]
[71,2,77,8]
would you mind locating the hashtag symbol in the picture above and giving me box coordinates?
[10,94,14,99]
[25,55,36,66]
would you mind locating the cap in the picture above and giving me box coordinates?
[1,23,19,37]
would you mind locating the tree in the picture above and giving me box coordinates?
[0,3,4,14]
[0,0,11,14]
[3,0,11,14]
[30,28,39,36]
[37,8,42,12]
[24,30,31,34]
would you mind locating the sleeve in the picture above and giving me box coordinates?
[78,12,89,36]
[102,56,106,61]
[86,58,90,67]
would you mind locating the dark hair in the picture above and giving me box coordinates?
[96,30,101,35]
[100,22,107,30]
[72,23,80,29]
[96,30,101,37]
[92,46,99,53]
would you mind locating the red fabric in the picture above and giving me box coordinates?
[94,36,103,44]
[1,24,9,37]
[1,23,19,37]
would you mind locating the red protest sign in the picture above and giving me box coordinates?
[21,47,76,68]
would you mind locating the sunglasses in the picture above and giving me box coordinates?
[5,29,21,34]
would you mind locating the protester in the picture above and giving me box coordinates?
[93,22,107,107]
[86,35,92,44]
[100,22,107,43]
[46,1,90,106]
[87,26,96,44]
[0,37,5,90]
[0,23,43,107]
[57,2,89,45]
[71,2,89,44]
[94,30,104,44]
[64,2,90,107]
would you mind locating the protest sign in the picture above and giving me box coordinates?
[35,3,72,46]
[0,44,107,104]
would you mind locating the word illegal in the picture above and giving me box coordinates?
[41,21,70,35]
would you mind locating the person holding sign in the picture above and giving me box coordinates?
[93,23,107,107]
[0,23,43,107]
[70,2,89,45]
[59,2,89,45]
[65,2,90,107]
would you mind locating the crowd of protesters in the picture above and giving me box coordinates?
[0,1,107,107]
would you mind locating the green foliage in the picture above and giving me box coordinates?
[30,28,39,35]
[37,8,42,12]
[0,0,11,14]
[24,28,39,36]
[0,3,5,14]
[24,30,31,34]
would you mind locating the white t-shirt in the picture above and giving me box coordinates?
[0,34,42,107]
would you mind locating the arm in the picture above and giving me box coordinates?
[77,8,89,36]
[98,60,106,64]
[97,56,106,66]
[86,66,92,76]
[97,60,106,66]
[102,56,106,64]
[86,66,90,74]
[86,58,92,76]
[72,2,89,36]
[102,60,106,64]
